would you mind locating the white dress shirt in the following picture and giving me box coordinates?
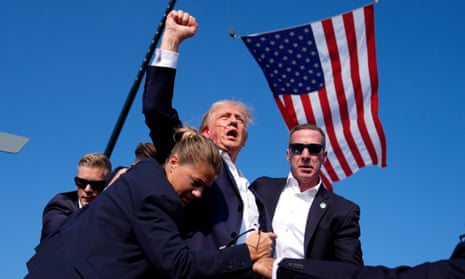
[273,172,321,258]
[221,151,260,244]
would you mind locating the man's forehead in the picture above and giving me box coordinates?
[211,106,244,116]
[291,129,322,140]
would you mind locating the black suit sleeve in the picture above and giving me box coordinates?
[134,195,253,278]
[277,242,465,279]
[143,65,182,164]
[40,193,77,242]
[332,202,363,264]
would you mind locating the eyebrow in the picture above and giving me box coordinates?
[192,177,208,188]
[217,111,244,119]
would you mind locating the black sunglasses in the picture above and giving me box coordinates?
[288,143,324,155]
[74,176,106,192]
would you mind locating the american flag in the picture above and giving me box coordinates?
[242,4,386,189]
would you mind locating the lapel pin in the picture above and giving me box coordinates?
[320,201,327,209]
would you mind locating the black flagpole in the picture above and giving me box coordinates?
[104,0,177,158]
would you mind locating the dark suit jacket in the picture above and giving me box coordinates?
[40,191,79,242]
[143,65,271,251]
[251,177,363,264]
[40,167,123,243]
[277,241,465,279]
[26,158,253,279]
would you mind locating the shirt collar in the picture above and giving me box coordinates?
[286,172,321,196]
[220,149,230,161]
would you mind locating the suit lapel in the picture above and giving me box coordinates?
[269,180,287,219]
[71,191,80,211]
[221,160,241,196]
[303,186,330,251]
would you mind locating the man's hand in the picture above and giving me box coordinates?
[161,10,198,52]
[253,257,275,279]
[246,231,277,262]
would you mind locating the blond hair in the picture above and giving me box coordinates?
[169,126,222,176]
[78,153,112,177]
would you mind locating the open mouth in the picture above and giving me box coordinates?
[226,129,238,140]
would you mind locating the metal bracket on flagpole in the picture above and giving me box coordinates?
[227,0,241,39]
[229,27,240,39]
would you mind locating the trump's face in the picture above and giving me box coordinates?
[201,103,248,158]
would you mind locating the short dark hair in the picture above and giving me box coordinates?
[134,142,157,162]
[288,123,326,148]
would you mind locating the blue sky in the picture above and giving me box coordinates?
[2,0,465,277]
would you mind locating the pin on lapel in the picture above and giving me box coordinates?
[320,201,327,209]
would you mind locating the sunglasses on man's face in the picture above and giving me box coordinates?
[74,176,106,192]
[288,143,324,155]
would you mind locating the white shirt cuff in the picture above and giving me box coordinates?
[151,49,178,69]
[272,257,284,279]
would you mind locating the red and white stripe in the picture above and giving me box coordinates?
[274,5,387,188]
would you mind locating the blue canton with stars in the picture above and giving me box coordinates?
[243,24,325,96]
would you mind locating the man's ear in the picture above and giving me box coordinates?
[285,149,291,162]
[201,126,210,137]
[322,150,328,163]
